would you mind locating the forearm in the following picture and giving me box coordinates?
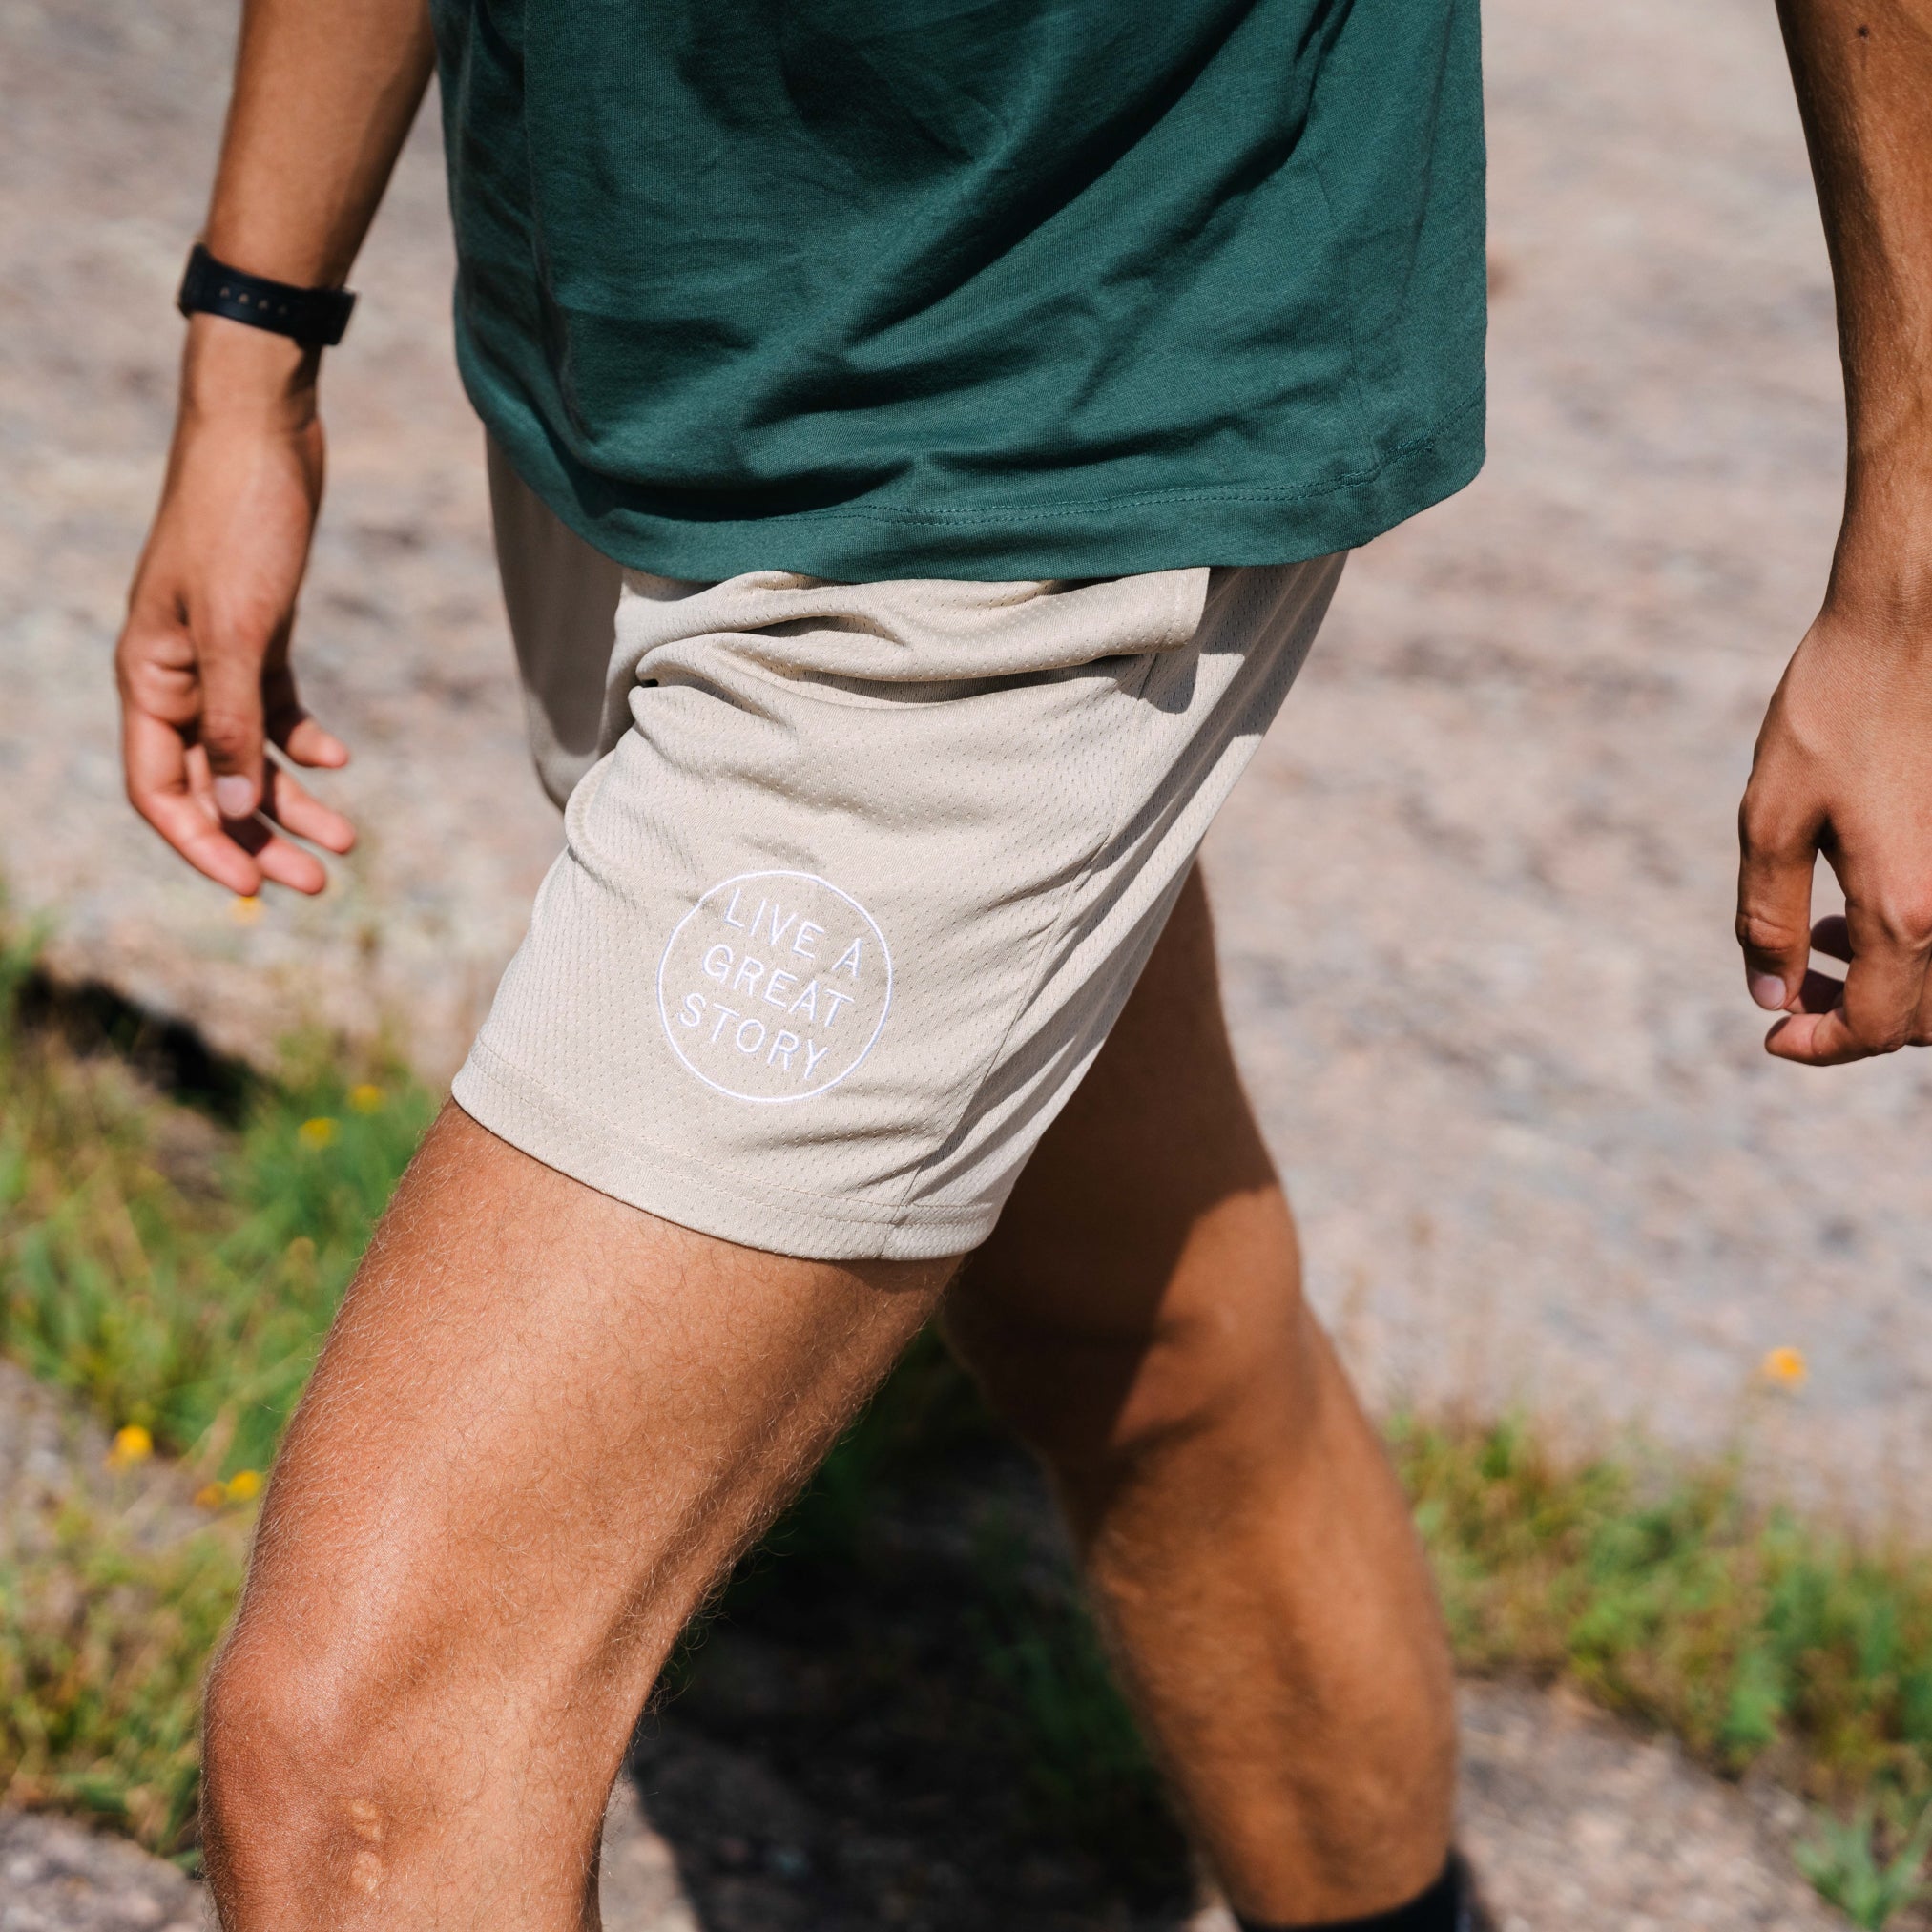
[117,0,434,889]
[1777,0,1932,591]
[188,0,435,417]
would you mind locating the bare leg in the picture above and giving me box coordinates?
[202,1108,951,1929]
[946,867,1455,1923]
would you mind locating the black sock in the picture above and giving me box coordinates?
[1234,1854,1467,1932]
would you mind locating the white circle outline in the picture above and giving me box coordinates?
[656,869,894,1105]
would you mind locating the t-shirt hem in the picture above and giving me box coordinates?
[467,364,1485,584]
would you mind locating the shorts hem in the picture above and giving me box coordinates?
[449,1040,993,1263]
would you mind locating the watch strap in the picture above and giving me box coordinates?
[177,243,356,348]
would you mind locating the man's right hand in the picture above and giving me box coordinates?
[116,317,355,897]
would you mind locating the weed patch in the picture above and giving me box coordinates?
[1396,1415,1932,1806]
[1797,1801,1932,1928]
[0,1506,241,1857]
[0,928,432,1478]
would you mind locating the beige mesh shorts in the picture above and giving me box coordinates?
[453,444,1345,1261]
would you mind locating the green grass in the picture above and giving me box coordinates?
[0,1506,241,1856]
[0,924,426,1850]
[1797,1802,1932,1928]
[0,932,434,1481]
[6,923,1932,1915]
[1397,1415,1932,1807]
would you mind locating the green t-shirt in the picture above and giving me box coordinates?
[431,0,1485,582]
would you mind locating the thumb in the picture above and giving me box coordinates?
[1735,784,1821,1011]
[196,622,270,821]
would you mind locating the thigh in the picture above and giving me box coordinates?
[946,866,1304,1456]
[984,863,1277,1282]
[217,1104,947,1899]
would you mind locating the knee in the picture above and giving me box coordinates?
[199,1623,403,1908]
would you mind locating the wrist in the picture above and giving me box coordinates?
[179,311,322,432]
[1826,459,1932,634]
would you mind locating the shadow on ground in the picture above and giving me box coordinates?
[622,1345,1195,1932]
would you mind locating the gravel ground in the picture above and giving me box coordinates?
[0,1810,201,1932]
[1456,1684,1851,1932]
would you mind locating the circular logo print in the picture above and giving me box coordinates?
[657,871,892,1103]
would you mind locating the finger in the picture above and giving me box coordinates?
[1917,963,1932,1056]
[261,761,356,855]
[123,709,264,897]
[1797,966,1846,1013]
[1767,965,1852,1055]
[278,714,351,768]
[1736,788,1821,1011]
[1811,914,1852,965]
[214,796,332,895]
[135,729,333,896]
[1766,1009,1856,1064]
[197,623,270,820]
[263,664,350,769]
[247,827,330,896]
[1768,901,1931,1065]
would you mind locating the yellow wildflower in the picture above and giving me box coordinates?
[230,895,263,925]
[1761,1345,1808,1389]
[194,1483,228,1511]
[298,1116,339,1150]
[108,1424,153,1468]
[225,1469,263,1503]
[348,1083,384,1113]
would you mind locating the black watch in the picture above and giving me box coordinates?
[177,243,357,348]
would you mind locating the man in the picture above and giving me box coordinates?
[113,0,1931,1922]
